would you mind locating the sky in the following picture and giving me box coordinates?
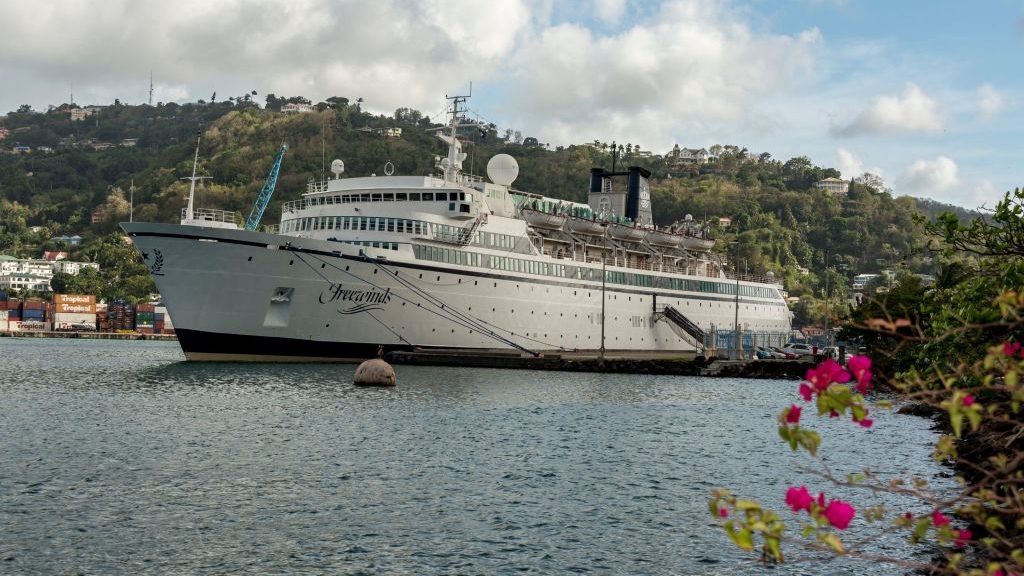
[1,0,1022,210]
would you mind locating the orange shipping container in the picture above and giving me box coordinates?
[54,294,96,306]
[55,302,97,314]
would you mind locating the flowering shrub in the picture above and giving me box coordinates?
[709,317,1024,575]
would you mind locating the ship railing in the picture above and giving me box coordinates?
[181,207,238,225]
[725,270,782,286]
[562,252,779,285]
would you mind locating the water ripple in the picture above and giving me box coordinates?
[0,340,954,575]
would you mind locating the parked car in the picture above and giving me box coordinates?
[781,343,815,357]
[755,346,784,359]
[770,346,798,360]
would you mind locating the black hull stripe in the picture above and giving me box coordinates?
[176,328,416,362]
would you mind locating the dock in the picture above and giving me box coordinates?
[0,330,177,341]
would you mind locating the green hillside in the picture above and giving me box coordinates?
[0,99,987,324]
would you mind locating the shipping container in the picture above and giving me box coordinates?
[8,309,21,319]
[155,306,174,329]
[54,295,97,314]
[136,303,156,313]
[10,320,48,332]
[53,312,98,331]
[21,309,45,319]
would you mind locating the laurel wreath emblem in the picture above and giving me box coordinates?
[150,249,164,275]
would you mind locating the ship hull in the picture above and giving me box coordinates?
[123,222,790,362]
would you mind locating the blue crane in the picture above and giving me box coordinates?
[244,144,288,231]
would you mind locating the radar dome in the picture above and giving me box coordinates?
[330,159,345,179]
[684,214,693,221]
[486,154,519,187]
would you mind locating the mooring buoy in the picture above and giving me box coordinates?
[353,346,396,386]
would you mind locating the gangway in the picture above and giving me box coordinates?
[244,144,288,231]
[655,305,706,350]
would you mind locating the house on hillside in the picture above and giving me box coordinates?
[52,235,83,246]
[667,144,710,165]
[281,102,314,113]
[815,177,849,196]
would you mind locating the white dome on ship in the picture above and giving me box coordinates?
[486,154,519,187]
[330,159,345,179]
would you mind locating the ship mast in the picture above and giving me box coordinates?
[436,85,474,183]
[181,132,211,223]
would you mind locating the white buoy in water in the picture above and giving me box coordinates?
[353,346,396,386]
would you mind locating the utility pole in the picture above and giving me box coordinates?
[729,241,741,360]
[600,226,608,360]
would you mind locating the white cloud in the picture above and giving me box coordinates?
[835,148,863,180]
[894,156,960,195]
[0,0,533,114]
[502,1,821,149]
[831,83,945,136]
[975,83,1004,121]
[593,0,627,24]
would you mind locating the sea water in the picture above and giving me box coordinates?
[0,338,955,575]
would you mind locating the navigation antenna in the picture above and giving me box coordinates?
[434,83,475,183]
[149,71,154,106]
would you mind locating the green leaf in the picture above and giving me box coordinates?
[949,409,964,438]
[735,499,762,512]
[822,533,844,553]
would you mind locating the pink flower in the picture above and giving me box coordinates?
[799,383,814,401]
[805,358,851,395]
[823,499,856,530]
[1005,341,1022,358]
[955,529,971,548]
[962,395,975,407]
[847,355,873,394]
[785,404,802,424]
[785,485,814,513]
[931,510,950,527]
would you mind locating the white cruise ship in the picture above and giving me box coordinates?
[121,96,792,362]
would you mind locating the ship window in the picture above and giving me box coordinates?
[424,193,435,201]
[460,203,470,213]
[372,193,383,202]
[409,193,420,201]
[359,219,368,231]
[449,202,456,211]
[368,219,377,231]
[396,192,407,201]
[387,219,395,232]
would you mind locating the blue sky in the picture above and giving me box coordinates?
[1,0,1021,210]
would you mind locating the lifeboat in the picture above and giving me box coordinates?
[607,223,646,242]
[521,208,567,230]
[566,216,608,235]
[646,228,684,248]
